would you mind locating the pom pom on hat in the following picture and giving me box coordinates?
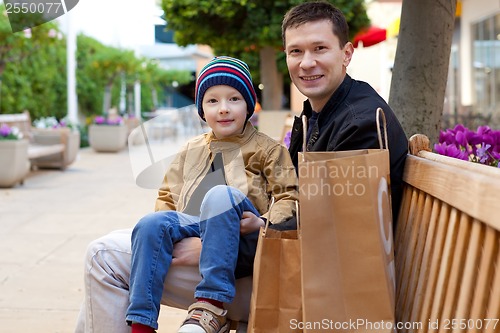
[195,56,257,121]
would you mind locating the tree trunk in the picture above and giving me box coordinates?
[127,89,134,115]
[259,46,283,110]
[389,0,457,143]
[103,84,113,115]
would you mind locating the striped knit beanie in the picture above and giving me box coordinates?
[195,56,257,121]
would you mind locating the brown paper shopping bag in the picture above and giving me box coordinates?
[299,108,396,333]
[247,200,302,333]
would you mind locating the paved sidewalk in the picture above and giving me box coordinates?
[0,147,187,332]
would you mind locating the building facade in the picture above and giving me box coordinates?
[454,0,500,128]
[292,0,500,130]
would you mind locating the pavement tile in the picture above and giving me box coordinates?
[0,146,190,332]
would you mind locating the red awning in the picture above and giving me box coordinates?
[353,26,387,48]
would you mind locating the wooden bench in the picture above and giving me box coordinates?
[221,132,500,333]
[395,134,500,332]
[229,132,499,332]
[257,110,293,143]
[160,131,498,333]
[0,111,79,170]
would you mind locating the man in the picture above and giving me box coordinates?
[283,1,407,223]
[75,2,407,332]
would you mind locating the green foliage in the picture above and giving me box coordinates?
[76,35,193,117]
[0,4,66,118]
[0,1,370,120]
[161,0,370,78]
[137,59,193,112]
[77,35,141,116]
[76,34,107,117]
[1,4,192,121]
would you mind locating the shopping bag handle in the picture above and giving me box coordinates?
[376,107,388,150]
[301,115,307,153]
[295,200,300,234]
[263,198,300,237]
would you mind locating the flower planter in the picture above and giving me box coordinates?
[31,128,81,169]
[89,124,128,153]
[0,139,30,188]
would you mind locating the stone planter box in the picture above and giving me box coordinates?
[89,124,128,152]
[0,139,30,188]
[31,128,80,169]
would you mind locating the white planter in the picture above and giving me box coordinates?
[0,139,30,188]
[31,128,80,169]
[89,124,128,152]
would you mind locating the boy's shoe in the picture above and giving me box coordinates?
[177,301,230,333]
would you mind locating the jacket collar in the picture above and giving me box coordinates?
[206,121,256,152]
[302,74,353,119]
[289,74,353,160]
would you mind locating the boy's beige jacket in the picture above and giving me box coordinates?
[155,123,298,224]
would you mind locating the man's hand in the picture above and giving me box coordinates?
[240,211,265,235]
[171,237,201,266]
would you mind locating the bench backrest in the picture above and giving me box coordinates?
[257,110,292,142]
[0,111,33,140]
[395,134,500,331]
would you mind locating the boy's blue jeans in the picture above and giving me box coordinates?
[125,185,260,329]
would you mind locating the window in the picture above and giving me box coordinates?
[472,14,500,115]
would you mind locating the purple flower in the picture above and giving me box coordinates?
[454,130,469,148]
[94,116,106,125]
[94,115,123,125]
[0,123,12,137]
[439,129,455,145]
[492,130,500,146]
[471,128,494,147]
[476,143,492,164]
[107,116,123,125]
[491,151,500,161]
[0,124,21,140]
[434,142,469,161]
[435,123,500,167]
[476,125,492,136]
[283,130,291,148]
[453,124,467,133]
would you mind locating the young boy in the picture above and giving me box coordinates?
[125,56,298,333]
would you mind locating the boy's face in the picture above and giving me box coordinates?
[202,85,248,139]
[285,19,353,112]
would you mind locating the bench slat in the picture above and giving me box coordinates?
[397,134,500,333]
[28,144,65,160]
[397,190,427,327]
[417,202,451,331]
[441,213,472,328]
[484,247,500,333]
[411,199,442,332]
[403,154,500,231]
[470,227,498,324]
[455,220,483,321]
[428,208,460,333]
[1,112,75,169]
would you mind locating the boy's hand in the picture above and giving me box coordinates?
[171,237,201,266]
[240,211,265,235]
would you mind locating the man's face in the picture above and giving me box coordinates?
[285,19,353,112]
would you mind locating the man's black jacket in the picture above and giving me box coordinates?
[273,74,408,231]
